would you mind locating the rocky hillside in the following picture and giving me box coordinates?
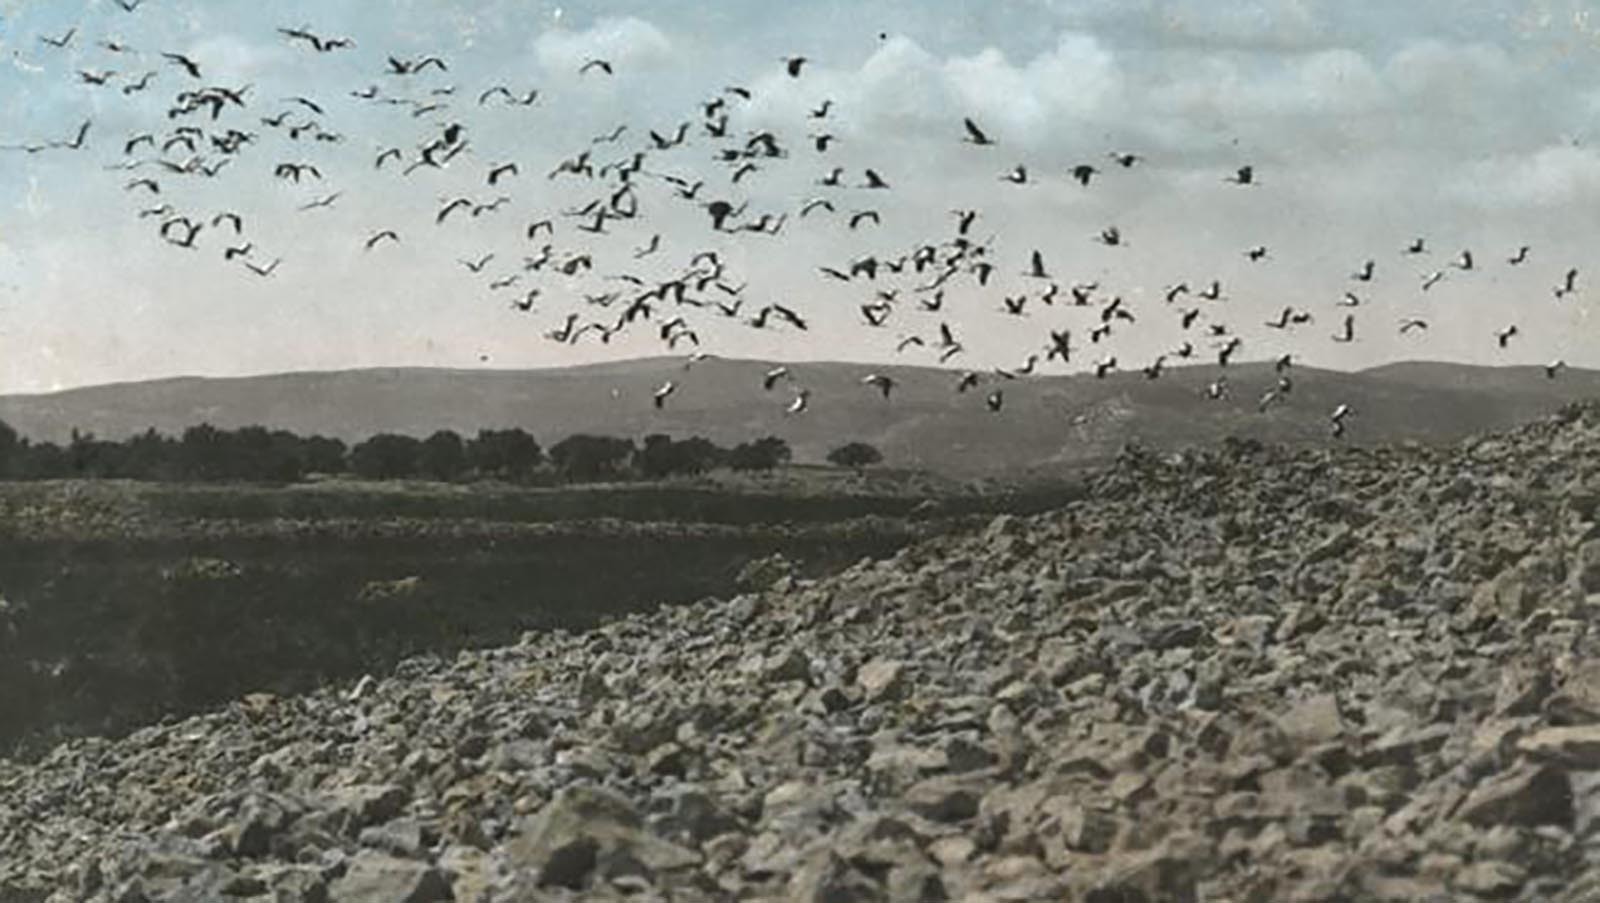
[5,403,1600,901]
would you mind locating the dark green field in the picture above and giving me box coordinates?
[0,475,1081,758]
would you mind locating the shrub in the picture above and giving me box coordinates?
[827,442,883,470]
[419,430,468,482]
[549,434,636,482]
[467,428,542,480]
[728,436,791,472]
[349,434,423,480]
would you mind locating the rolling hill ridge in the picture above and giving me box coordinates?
[1,358,1596,474]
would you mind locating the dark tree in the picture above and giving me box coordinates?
[67,429,127,478]
[230,425,304,482]
[419,430,468,482]
[0,419,815,487]
[266,429,312,482]
[549,434,636,482]
[0,419,17,479]
[14,440,68,479]
[634,435,728,479]
[635,433,679,479]
[827,441,883,470]
[299,435,349,476]
[121,428,179,480]
[467,428,542,480]
[232,426,274,480]
[349,433,422,480]
[673,436,727,475]
[177,424,226,481]
[728,436,792,472]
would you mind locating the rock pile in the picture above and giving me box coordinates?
[5,403,1600,901]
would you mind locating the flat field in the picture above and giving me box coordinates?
[0,473,1079,757]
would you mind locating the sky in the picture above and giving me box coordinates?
[0,0,1598,393]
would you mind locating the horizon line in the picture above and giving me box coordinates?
[0,355,1570,399]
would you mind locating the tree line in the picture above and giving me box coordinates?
[0,419,882,484]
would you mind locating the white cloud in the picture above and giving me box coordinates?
[847,36,948,129]
[1291,48,1386,112]
[945,47,1050,136]
[744,31,1124,149]
[1155,0,1327,49]
[739,35,946,140]
[184,33,292,85]
[1385,39,1518,103]
[533,16,672,72]
[1454,144,1600,207]
[945,32,1123,141]
[1147,47,1384,124]
[748,28,1538,168]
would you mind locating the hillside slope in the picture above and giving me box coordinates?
[4,403,1600,900]
[3,357,1599,474]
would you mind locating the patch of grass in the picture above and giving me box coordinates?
[0,473,1087,537]
[0,475,1086,759]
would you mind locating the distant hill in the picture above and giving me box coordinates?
[2,358,1597,475]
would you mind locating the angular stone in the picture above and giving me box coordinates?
[740,831,803,879]
[1573,540,1600,594]
[1470,568,1539,622]
[982,855,1067,901]
[643,741,689,778]
[1280,694,1346,751]
[887,863,948,903]
[505,785,698,890]
[905,776,982,824]
[1547,663,1600,724]
[1469,718,1536,768]
[1494,661,1553,717]
[1275,605,1326,643]
[321,785,408,837]
[858,659,908,702]
[943,734,995,773]
[357,817,429,858]
[1451,860,1527,897]
[737,554,797,592]
[1380,777,1455,837]
[1363,724,1453,767]
[761,780,838,835]
[867,744,947,795]
[1475,825,1532,861]
[327,853,450,903]
[787,850,880,903]
[577,670,609,706]
[1355,874,1452,903]
[222,793,305,858]
[1042,799,1118,855]
[1085,832,1210,903]
[763,646,813,684]
[1457,763,1574,829]
[254,864,328,903]
[928,835,976,867]
[1149,620,1207,651]
[1110,771,1154,805]
[1416,852,1465,883]
[608,710,674,755]
[659,788,742,845]
[1516,725,1600,769]
[437,845,491,903]
[1337,766,1418,812]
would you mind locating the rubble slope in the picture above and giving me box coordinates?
[5,403,1600,901]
